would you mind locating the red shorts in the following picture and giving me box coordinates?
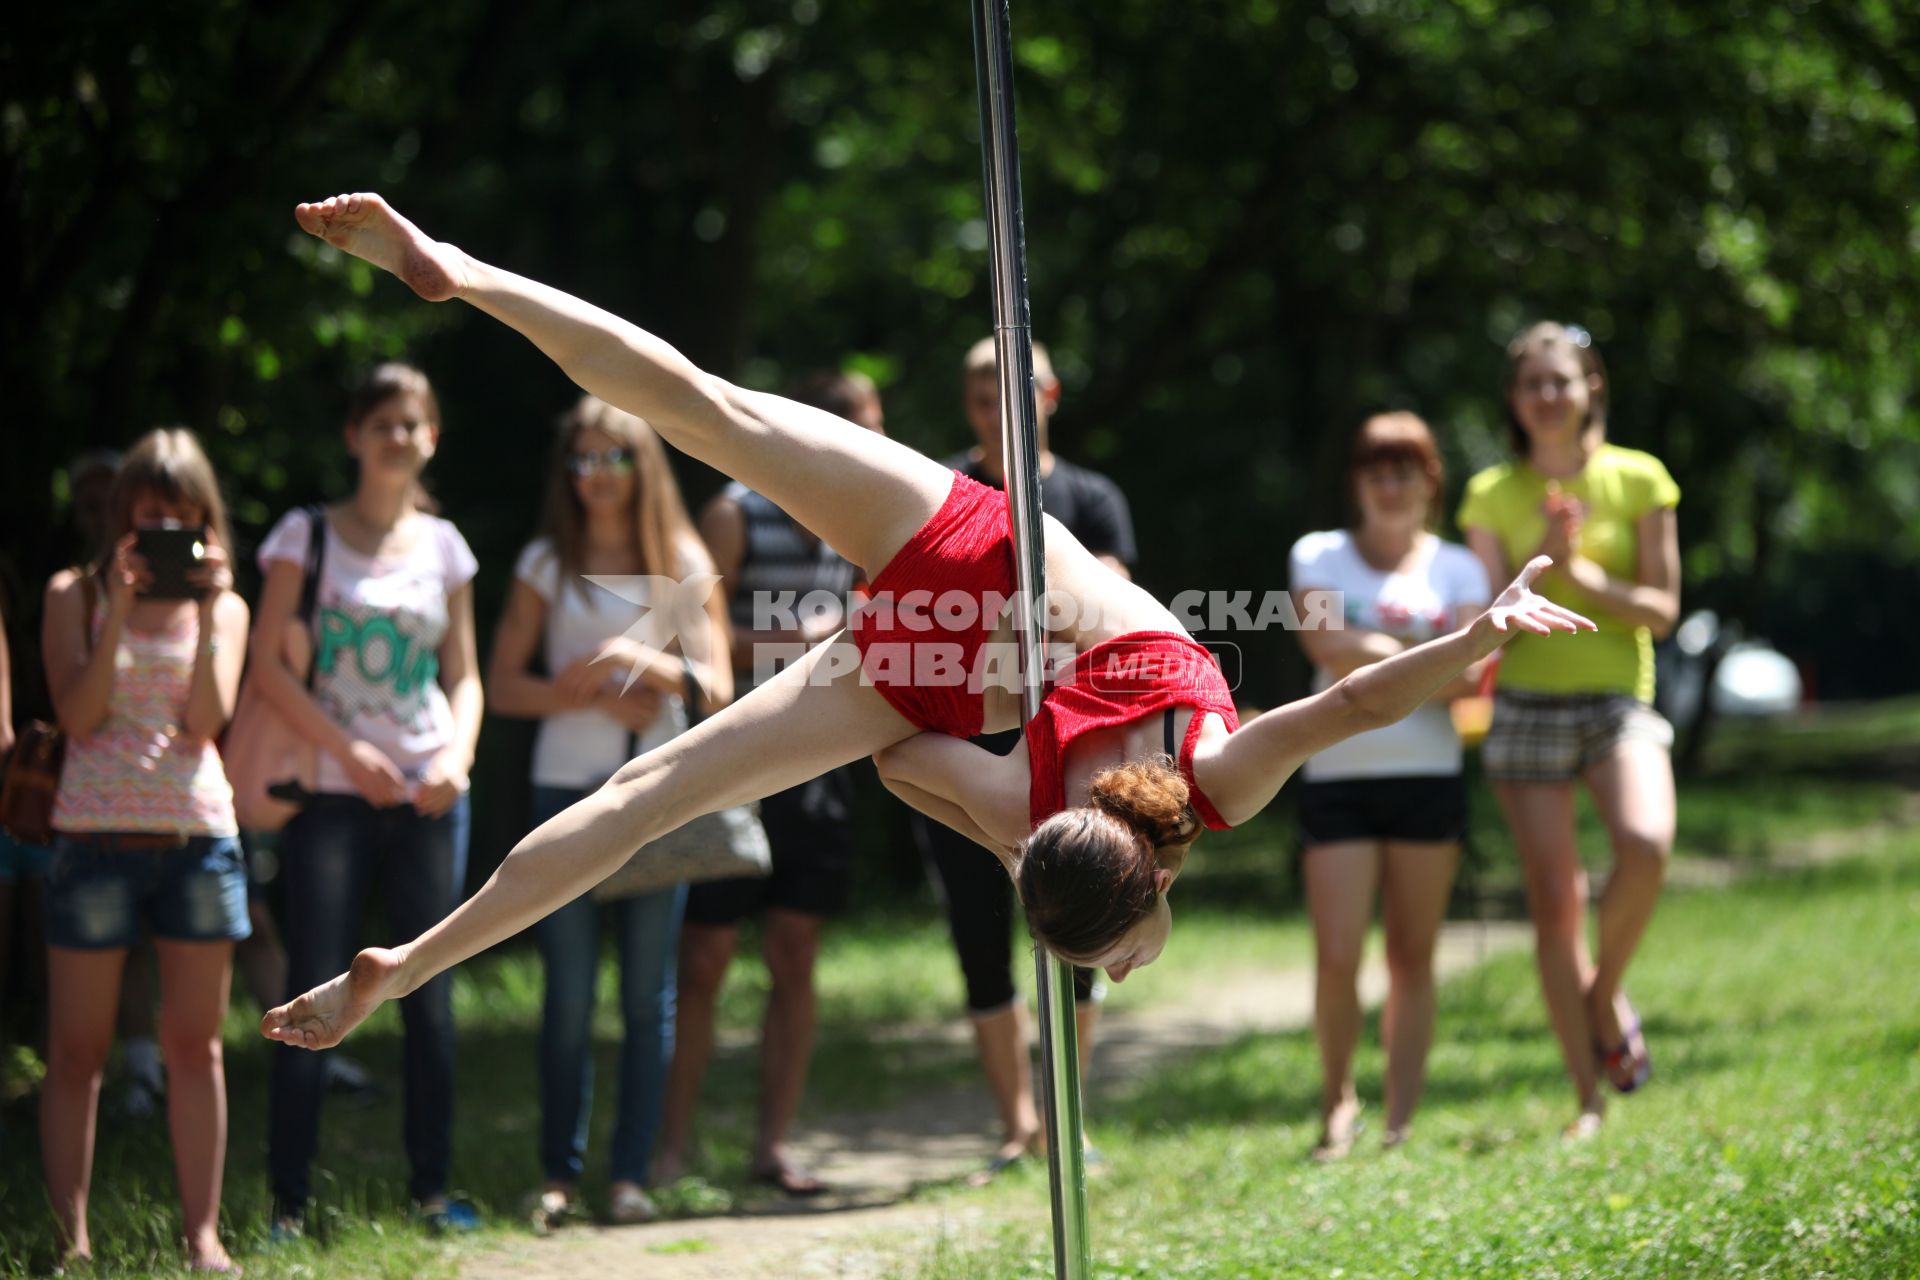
[849,472,1015,737]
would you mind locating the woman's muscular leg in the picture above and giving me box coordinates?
[264,636,916,1050]
[293,193,953,574]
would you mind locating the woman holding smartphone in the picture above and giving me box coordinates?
[39,429,250,1273]
[252,362,484,1234]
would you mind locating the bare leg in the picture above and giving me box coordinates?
[41,946,127,1263]
[154,940,236,1270]
[292,193,954,575]
[752,908,823,1189]
[653,924,737,1184]
[1583,741,1674,1070]
[237,893,289,1012]
[1377,840,1460,1142]
[1497,782,1603,1126]
[1303,840,1380,1159]
[264,637,917,1050]
[970,1004,1040,1167]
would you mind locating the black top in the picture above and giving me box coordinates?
[951,451,1138,569]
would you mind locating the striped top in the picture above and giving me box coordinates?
[724,482,858,692]
[52,602,238,837]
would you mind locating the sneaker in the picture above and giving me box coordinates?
[608,1183,659,1226]
[265,1214,304,1248]
[417,1196,480,1235]
[529,1187,582,1235]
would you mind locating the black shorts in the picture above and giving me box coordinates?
[684,768,855,925]
[1297,774,1467,847]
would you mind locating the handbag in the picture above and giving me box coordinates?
[0,576,95,846]
[1451,650,1501,749]
[224,504,328,832]
[591,662,772,901]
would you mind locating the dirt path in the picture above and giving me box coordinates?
[456,920,1530,1280]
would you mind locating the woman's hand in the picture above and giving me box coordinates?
[1476,557,1597,641]
[343,738,411,807]
[105,533,149,618]
[594,683,666,736]
[188,537,235,615]
[551,651,613,706]
[411,750,470,817]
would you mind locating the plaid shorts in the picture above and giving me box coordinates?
[1482,690,1674,784]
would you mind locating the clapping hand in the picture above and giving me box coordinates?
[1536,483,1584,565]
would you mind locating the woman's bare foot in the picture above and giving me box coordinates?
[261,946,407,1050]
[186,1234,238,1273]
[1562,1106,1605,1142]
[1311,1093,1362,1162]
[293,193,469,302]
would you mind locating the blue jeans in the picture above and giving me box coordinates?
[267,793,469,1209]
[533,784,686,1187]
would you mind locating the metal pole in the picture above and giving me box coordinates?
[969,2,1092,1276]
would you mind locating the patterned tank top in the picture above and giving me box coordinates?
[51,600,238,837]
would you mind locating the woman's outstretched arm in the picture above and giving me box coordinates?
[1200,557,1593,827]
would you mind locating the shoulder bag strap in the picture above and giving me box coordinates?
[298,503,327,691]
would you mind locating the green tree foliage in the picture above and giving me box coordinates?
[4,0,1916,702]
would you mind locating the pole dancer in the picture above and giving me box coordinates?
[262,193,1592,1067]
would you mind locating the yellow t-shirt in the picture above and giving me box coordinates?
[1457,444,1679,702]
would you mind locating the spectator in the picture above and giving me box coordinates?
[257,363,483,1232]
[1458,323,1681,1138]
[653,370,881,1195]
[488,396,730,1226]
[912,338,1137,1180]
[1289,413,1490,1158]
[0,602,50,1073]
[38,429,251,1272]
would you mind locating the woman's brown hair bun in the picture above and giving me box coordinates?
[1088,758,1198,849]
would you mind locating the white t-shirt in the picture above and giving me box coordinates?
[259,508,479,796]
[1289,529,1491,781]
[515,534,713,789]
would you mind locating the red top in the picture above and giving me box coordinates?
[850,473,1015,738]
[1025,631,1241,830]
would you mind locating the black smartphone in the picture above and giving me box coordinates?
[134,525,209,600]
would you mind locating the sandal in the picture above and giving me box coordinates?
[1594,995,1652,1094]
[749,1161,829,1197]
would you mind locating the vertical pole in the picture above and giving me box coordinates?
[968,2,1092,1277]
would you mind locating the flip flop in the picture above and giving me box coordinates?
[967,1148,1027,1188]
[1594,996,1652,1094]
[750,1162,829,1197]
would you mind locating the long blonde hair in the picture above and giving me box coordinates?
[538,396,705,599]
[101,428,234,574]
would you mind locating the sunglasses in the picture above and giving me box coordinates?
[566,447,635,477]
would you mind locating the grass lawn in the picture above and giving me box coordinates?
[900,833,1920,1278]
[0,705,1913,1277]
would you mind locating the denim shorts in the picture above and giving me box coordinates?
[46,832,253,949]
[0,831,56,881]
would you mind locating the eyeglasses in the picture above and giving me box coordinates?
[567,447,635,477]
